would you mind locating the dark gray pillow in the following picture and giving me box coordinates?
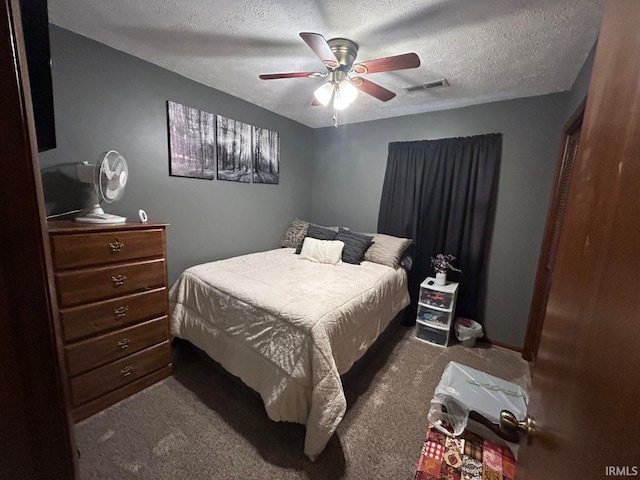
[295,224,338,254]
[334,228,373,265]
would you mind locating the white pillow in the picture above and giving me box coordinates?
[299,237,345,265]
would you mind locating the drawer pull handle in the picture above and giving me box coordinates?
[117,338,130,349]
[111,275,126,287]
[121,366,133,377]
[109,240,124,253]
[114,305,129,318]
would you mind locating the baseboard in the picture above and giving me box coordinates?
[479,336,522,353]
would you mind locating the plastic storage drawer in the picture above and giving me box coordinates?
[419,288,455,310]
[417,304,451,328]
[415,321,449,346]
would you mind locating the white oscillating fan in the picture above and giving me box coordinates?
[75,150,128,224]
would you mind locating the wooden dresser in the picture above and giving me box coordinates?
[48,221,172,421]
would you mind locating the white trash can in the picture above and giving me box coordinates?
[454,317,483,347]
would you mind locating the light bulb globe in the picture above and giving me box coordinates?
[313,82,333,106]
[339,80,358,104]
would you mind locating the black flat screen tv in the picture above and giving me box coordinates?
[19,0,56,152]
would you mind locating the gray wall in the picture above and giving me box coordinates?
[39,26,314,283]
[310,94,570,347]
[565,43,598,120]
[40,25,596,348]
[566,42,597,120]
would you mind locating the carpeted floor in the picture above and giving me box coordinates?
[75,326,530,479]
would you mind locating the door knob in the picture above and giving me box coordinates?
[500,410,538,443]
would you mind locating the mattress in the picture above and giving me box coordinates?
[169,247,409,460]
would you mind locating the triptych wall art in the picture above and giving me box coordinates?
[167,100,280,184]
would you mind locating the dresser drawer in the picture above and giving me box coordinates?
[51,228,165,269]
[55,258,166,308]
[70,341,171,406]
[71,366,172,422]
[66,317,168,376]
[60,288,167,342]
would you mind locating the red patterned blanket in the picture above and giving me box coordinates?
[414,424,516,480]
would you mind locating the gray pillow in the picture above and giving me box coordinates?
[334,228,373,265]
[295,224,338,254]
[363,233,412,268]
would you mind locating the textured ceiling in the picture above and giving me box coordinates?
[48,0,605,128]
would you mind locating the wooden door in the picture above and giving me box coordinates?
[516,1,640,478]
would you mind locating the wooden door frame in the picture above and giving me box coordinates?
[521,99,586,362]
[0,0,77,477]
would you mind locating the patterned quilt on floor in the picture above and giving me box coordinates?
[414,424,516,480]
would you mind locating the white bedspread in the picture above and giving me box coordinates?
[169,248,409,460]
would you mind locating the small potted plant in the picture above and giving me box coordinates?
[430,253,462,285]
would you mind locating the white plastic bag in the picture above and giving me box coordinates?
[454,318,483,346]
[427,362,528,455]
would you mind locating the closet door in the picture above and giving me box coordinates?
[522,103,583,362]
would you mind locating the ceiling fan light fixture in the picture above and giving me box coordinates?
[313,82,334,106]
[260,32,421,123]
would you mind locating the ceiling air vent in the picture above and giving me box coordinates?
[403,78,449,93]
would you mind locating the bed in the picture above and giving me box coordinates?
[169,240,410,460]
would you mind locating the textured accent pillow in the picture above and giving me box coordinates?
[281,218,310,249]
[298,238,345,265]
[334,228,373,265]
[363,233,412,268]
[295,224,339,254]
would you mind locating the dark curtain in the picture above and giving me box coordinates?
[378,133,502,326]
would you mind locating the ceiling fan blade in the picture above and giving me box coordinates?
[352,52,420,74]
[352,77,396,102]
[300,32,339,68]
[259,72,320,80]
[311,98,323,106]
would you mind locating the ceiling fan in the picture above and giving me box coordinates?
[259,32,420,125]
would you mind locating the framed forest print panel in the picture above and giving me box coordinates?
[216,115,252,183]
[253,127,279,184]
[167,101,216,180]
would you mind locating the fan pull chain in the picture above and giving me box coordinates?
[333,108,338,128]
